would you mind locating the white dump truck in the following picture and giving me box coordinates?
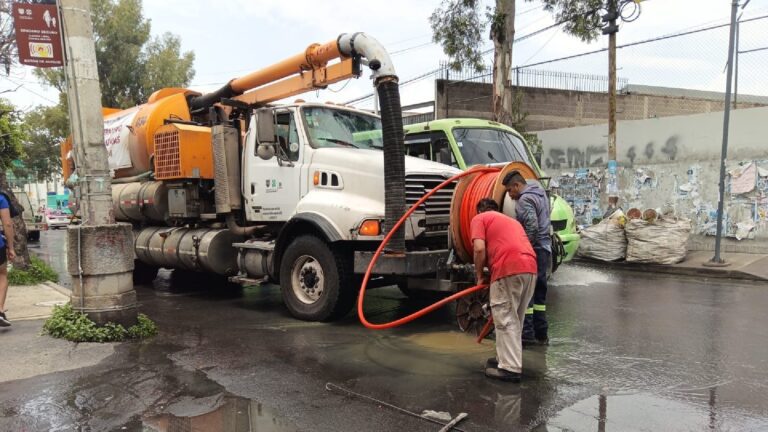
[63,33,460,321]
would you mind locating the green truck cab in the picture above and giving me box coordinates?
[403,118,579,261]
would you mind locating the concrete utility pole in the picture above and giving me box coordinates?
[60,0,137,325]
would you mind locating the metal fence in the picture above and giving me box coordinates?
[440,62,629,93]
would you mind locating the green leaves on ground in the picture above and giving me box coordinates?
[43,303,158,343]
[7,255,58,285]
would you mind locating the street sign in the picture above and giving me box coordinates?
[12,0,63,68]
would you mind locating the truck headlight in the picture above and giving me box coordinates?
[358,219,381,236]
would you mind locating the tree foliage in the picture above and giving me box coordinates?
[35,0,196,108]
[0,100,25,171]
[429,0,485,72]
[0,2,17,75]
[25,0,196,186]
[20,101,68,182]
[540,0,604,42]
[431,0,602,72]
[431,0,603,126]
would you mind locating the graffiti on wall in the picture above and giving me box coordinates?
[544,135,681,170]
[545,146,607,170]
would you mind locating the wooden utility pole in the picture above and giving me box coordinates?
[60,0,137,325]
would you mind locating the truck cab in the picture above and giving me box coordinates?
[403,118,580,261]
[14,191,45,241]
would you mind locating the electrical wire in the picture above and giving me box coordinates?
[326,78,353,93]
[515,13,768,71]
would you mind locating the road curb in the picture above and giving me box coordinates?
[571,258,767,282]
[42,281,71,297]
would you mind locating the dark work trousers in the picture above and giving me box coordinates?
[523,247,549,341]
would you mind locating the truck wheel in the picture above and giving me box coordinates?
[280,235,355,321]
[27,231,40,242]
[133,259,159,285]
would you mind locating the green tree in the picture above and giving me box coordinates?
[35,0,195,108]
[0,100,32,269]
[20,102,69,182]
[430,0,602,126]
[0,2,17,75]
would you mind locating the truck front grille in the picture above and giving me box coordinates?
[405,174,456,235]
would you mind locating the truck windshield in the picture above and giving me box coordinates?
[302,107,383,150]
[452,128,532,166]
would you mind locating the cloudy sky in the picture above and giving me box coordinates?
[2,0,766,112]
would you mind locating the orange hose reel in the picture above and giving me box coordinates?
[357,161,539,333]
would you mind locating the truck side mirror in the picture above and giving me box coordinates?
[255,108,277,160]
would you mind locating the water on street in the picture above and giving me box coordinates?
[2,229,767,431]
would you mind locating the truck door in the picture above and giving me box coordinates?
[246,109,304,222]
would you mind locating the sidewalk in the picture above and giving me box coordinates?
[4,281,70,322]
[574,250,768,282]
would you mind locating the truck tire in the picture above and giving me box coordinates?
[27,230,40,242]
[133,259,159,285]
[280,235,355,321]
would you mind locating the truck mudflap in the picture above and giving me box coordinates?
[353,249,450,276]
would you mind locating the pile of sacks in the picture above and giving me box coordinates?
[578,208,691,264]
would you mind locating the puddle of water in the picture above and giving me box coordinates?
[355,331,495,377]
[403,331,492,354]
[546,392,768,432]
[138,394,296,432]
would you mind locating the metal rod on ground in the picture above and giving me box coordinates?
[325,383,469,432]
[437,413,468,432]
[711,0,740,265]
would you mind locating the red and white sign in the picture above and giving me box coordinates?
[103,107,138,170]
[12,1,64,68]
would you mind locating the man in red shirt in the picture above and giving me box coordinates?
[470,198,537,382]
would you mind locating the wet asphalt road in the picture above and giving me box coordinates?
[3,229,768,431]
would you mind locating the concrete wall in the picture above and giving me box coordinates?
[435,80,765,131]
[536,106,768,252]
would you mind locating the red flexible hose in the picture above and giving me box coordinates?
[458,171,498,258]
[357,167,501,330]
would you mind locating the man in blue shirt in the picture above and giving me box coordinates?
[503,171,552,346]
[0,193,16,326]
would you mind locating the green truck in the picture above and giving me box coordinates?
[403,118,579,261]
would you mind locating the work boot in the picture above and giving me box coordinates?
[485,367,521,383]
[485,357,498,369]
[522,336,537,347]
[0,311,10,327]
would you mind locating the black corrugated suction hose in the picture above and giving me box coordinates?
[376,78,406,253]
